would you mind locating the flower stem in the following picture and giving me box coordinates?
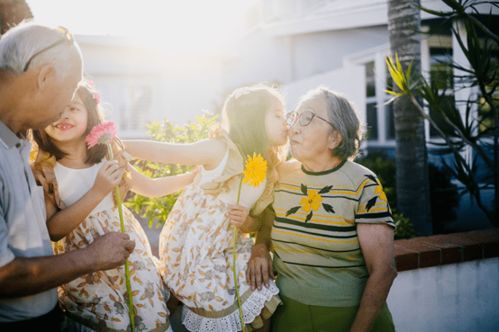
[107,144,135,332]
[232,176,246,332]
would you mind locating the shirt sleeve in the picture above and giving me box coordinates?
[0,180,15,267]
[355,175,395,228]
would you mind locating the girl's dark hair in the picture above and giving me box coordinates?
[222,84,284,163]
[33,82,107,165]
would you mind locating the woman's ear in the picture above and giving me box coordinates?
[328,130,342,150]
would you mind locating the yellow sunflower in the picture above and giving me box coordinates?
[300,189,323,212]
[242,153,267,187]
[374,185,387,202]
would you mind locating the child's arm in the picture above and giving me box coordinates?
[46,161,124,241]
[122,139,226,170]
[129,165,198,198]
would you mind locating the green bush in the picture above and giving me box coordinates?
[125,113,219,228]
[393,211,416,239]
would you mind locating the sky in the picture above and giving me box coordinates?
[27,0,253,54]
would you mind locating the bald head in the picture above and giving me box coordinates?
[0,22,83,79]
[0,22,83,132]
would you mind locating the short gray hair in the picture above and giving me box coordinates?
[0,22,81,78]
[300,87,363,160]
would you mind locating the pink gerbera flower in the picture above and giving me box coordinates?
[85,121,117,149]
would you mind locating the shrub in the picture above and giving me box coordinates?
[125,113,219,228]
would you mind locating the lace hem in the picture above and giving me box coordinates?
[181,283,281,332]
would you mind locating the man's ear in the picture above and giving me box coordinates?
[36,64,55,92]
[328,130,342,150]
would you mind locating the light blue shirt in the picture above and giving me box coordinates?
[0,121,57,322]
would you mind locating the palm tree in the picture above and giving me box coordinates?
[387,0,432,235]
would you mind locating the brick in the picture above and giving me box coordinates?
[394,242,419,271]
[393,228,499,270]
[443,233,484,261]
[419,236,461,265]
[396,239,441,268]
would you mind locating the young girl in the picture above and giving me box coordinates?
[124,85,288,331]
[32,82,195,332]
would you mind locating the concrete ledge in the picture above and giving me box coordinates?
[394,228,499,271]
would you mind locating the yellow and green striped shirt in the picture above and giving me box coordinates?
[271,160,394,307]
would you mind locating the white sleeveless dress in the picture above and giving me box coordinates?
[53,161,172,332]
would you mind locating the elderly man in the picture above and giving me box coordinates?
[0,23,135,330]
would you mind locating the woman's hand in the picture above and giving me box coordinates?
[92,160,124,197]
[246,243,274,290]
[228,204,259,233]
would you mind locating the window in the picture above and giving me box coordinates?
[363,56,395,143]
[428,44,454,138]
[365,61,378,141]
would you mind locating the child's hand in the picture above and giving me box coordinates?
[92,160,125,197]
[228,204,257,233]
[187,166,201,182]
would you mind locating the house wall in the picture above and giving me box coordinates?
[289,26,388,81]
[77,36,224,137]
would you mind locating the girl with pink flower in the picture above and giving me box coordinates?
[31,82,194,332]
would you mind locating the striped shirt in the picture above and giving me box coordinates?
[271,159,394,307]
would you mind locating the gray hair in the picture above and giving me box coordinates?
[300,87,363,160]
[0,22,81,78]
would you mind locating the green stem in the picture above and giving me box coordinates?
[232,176,246,332]
[107,144,135,332]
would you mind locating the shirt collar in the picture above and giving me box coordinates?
[0,121,22,149]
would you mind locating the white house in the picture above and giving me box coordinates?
[76,0,497,152]
[220,0,498,151]
[76,35,227,138]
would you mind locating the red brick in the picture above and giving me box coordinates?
[394,242,419,271]
[419,236,461,265]
[442,233,484,261]
[396,239,441,268]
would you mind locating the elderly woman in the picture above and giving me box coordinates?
[245,87,396,332]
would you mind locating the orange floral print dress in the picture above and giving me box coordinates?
[158,134,281,332]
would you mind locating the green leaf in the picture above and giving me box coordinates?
[319,185,333,194]
[305,211,313,222]
[322,203,335,214]
[300,184,308,195]
[286,206,301,216]
[366,197,378,212]
[365,174,378,184]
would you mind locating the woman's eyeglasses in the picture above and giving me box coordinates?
[23,26,73,72]
[286,110,335,128]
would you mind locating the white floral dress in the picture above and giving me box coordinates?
[159,149,281,332]
[35,160,172,332]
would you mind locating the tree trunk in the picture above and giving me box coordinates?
[388,0,432,235]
